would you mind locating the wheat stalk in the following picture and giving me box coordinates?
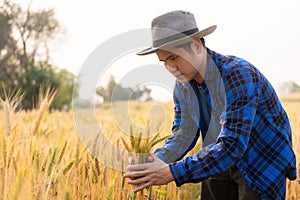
[121,123,170,200]
[0,85,24,136]
[47,147,57,176]
[32,85,57,136]
[57,140,68,165]
[62,160,74,175]
[10,168,24,200]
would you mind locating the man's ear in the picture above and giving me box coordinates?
[194,39,203,53]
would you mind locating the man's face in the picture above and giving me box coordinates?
[156,45,202,83]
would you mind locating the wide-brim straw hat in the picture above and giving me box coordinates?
[137,10,216,56]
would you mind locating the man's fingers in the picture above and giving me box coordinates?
[124,171,147,179]
[132,182,152,193]
[147,155,154,162]
[126,162,151,171]
[127,175,149,185]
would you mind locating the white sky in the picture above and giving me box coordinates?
[6,0,300,94]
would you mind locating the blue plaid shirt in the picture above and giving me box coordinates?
[155,49,297,199]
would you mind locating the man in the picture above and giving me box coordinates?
[124,10,296,200]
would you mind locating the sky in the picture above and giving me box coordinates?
[6,0,300,99]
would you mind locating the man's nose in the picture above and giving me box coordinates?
[165,63,178,73]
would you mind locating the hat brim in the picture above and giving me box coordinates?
[137,25,217,56]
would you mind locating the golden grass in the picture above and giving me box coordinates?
[279,92,300,102]
[282,101,300,200]
[0,98,298,199]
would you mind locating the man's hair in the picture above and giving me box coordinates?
[176,38,206,53]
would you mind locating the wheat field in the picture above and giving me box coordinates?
[0,94,299,199]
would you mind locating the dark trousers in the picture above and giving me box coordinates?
[201,166,261,200]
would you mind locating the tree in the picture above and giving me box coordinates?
[0,11,18,88]
[15,61,75,110]
[0,0,60,70]
[51,69,75,110]
[0,0,61,93]
[17,61,59,109]
[0,0,75,110]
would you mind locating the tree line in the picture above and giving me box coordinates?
[96,76,152,103]
[277,81,300,94]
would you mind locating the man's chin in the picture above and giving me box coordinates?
[177,77,189,83]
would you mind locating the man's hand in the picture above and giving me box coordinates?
[124,153,174,192]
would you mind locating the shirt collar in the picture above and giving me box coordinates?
[204,48,219,82]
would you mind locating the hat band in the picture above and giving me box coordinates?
[153,28,199,48]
